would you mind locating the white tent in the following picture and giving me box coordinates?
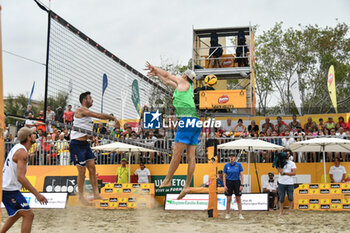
[92,142,157,183]
[218,139,284,192]
[290,137,350,183]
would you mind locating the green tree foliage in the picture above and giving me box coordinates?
[255,22,350,114]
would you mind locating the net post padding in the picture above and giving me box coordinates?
[0,5,5,226]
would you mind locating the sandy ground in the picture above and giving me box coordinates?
[2,206,350,233]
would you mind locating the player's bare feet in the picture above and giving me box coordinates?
[79,196,93,206]
[159,178,171,188]
[177,187,190,200]
[93,194,103,200]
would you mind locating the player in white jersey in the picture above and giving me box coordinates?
[1,127,48,233]
[70,91,119,205]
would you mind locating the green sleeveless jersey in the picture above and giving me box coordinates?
[173,82,198,118]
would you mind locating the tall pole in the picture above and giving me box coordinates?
[323,145,327,183]
[43,11,51,123]
[0,5,5,226]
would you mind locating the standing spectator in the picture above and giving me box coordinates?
[329,158,347,183]
[116,158,129,183]
[262,172,278,210]
[123,125,133,139]
[223,154,244,220]
[325,116,335,130]
[46,106,55,134]
[277,153,297,215]
[282,130,295,162]
[275,116,287,135]
[111,125,121,139]
[222,118,235,137]
[336,116,347,130]
[217,170,224,187]
[289,114,301,134]
[262,117,274,133]
[24,104,34,118]
[145,130,157,163]
[63,105,74,125]
[36,110,46,133]
[233,119,246,136]
[134,162,151,183]
[56,107,64,123]
[317,118,325,131]
[248,120,259,135]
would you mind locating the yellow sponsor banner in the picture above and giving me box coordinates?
[298,199,309,204]
[309,189,320,195]
[199,90,246,109]
[319,184,330,189]
[20,176,37,192]
[331,204,342,209]
[310,204,320,210]
[342,199,350,204]
[341,183,350,189]
[331,189,341,194]
[320,199,330,204]
[128,202,137,208]
[141,184,150,189]
[299,184,309,189]
[327,65,337,113]
[123,184,132,189]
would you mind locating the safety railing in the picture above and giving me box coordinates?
[4,135,350,165]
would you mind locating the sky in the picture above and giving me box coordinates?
[1,0,350,101]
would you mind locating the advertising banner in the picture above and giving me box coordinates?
[199,90,246,109]
[152,175,193,196]
[165,193,268,211]
[1,193,68,209]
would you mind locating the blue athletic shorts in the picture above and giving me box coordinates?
[175,117,202,145]
[278,183,294,203]
[2,190,31,217]
[69,139,95,166]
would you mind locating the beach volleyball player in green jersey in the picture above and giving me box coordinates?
[145,62,201,199]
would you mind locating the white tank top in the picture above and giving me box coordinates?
[3,144,28,191]
[70,115,94,140]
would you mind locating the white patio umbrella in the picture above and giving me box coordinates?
[290,137,350,183]
[218,139,284,192]
[92,142,158,183]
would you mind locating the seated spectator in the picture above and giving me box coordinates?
[107,114,115,131]
[294,126,305,137]
[325,116,336,130]
[317,118,325,131]
[63,128,70,141]
[97,122,107,135]
[329,157,347,183]
[262,117,274,133]
[124,125,133,139]
[336,116,347,130]
[347,117,350,131]
[222,118,235,137]
[134,162,151,183]
[248,120,259,135]
[336,127,346,138]
[217,170,224,187]
[275,116,287,135]
[36,110,46,133]
[25,113,36,128]
[304,117,315,133]
[262,172,278,210]
[282,129,295,150]
[288,114,301,134]
[271,130,282,146]
[233,119,247,136]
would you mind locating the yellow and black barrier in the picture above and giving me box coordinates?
[294,183,350,211]
[95,183,155,209]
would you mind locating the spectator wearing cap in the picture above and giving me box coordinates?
[329,158,347,183]
[288,114,301,134]
[217,170,224,187]
[325,116,335,130]
[223,154,244,220]
[262,172,278,210]
[56,107,64,123]
[116,158,129,183]
[134,162,151,183]
[336,116,347,130]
